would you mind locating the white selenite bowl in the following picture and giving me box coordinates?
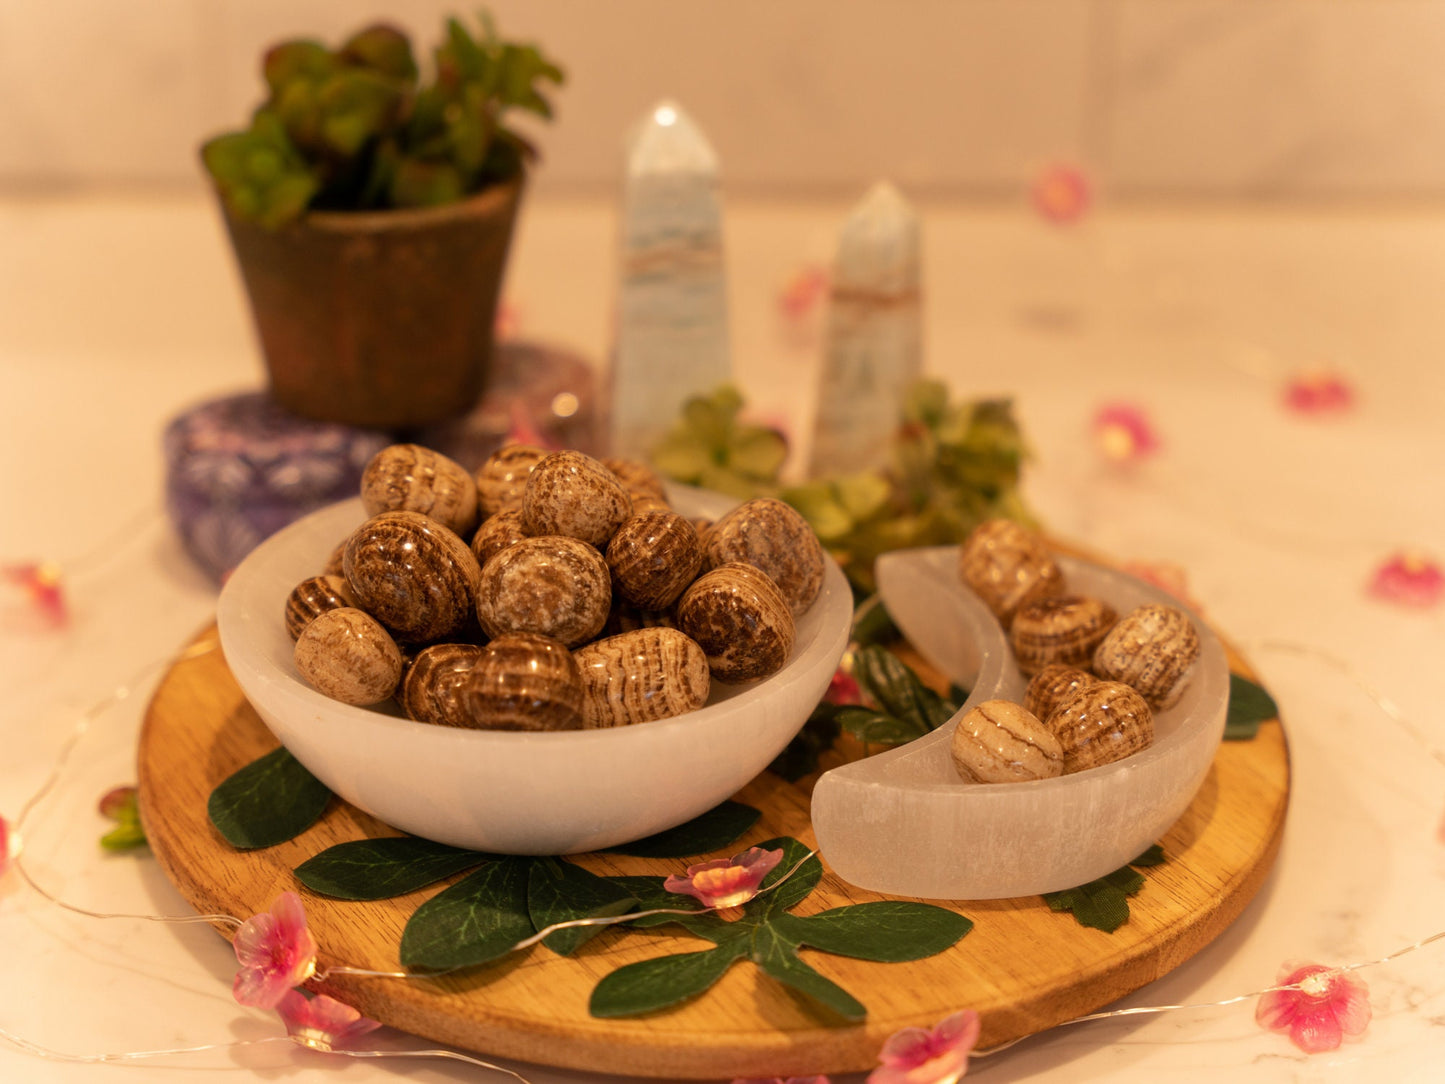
[217,489,852,855]
[811,546,1228,900]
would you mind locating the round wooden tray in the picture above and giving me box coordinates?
[138,627,1289,1079]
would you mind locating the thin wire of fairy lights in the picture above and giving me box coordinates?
[4,635,1445,1078]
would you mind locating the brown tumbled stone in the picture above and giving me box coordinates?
[676,562,795,685]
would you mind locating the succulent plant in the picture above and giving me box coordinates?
[650,381,1033,594]
[203,13,563,229]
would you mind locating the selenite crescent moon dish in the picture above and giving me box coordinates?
[811,546,1228,900]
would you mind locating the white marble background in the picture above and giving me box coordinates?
[5,0,1445,199]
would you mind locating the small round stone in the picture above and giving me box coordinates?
[470,507,530,567]
[606,510,703,611]
[676,562,795,684]
[1092,604,1201,709]
[461,633,584,731]
[284,574,356,641]
[361,443,479,538]
[343,511,481,643]
[400,643,488,728]
[704,497,826,616]
[1009,594,1117,675]
[574,627,711,728]
[1023,664,1098,722]
[522,450,633,547]
[950,699,1064,784]
[603,457,668,502]
[1046,680,1154,774]
[958,519,1065,627]
[476,444,547,517]
[294,607,403,706]
[475,535,611,647]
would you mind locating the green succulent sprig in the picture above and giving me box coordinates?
[203,13,563,228]
[650,380,1034,593]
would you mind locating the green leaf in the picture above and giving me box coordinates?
[606,801,760,859]
[1130,843,1166,867]
[1226,673,1278,740]
[775,902,972,962]
[527,859,639,956]
[601,875,718,933]
[750,836,822,918]
[207,747,331,850]
[294,837,490,900]
[399,857,536,970]
[834,705,929,747]
[852,645,957,733]
[589,942,747,1017]
[100,820,148,852]
[1043,865,1147,933]
[751,925,867,1021]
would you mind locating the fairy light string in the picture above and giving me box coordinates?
[5,627,1445,1076]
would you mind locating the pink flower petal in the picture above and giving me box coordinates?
[1284,369,1355,416]
[277,990,382,1053]
[1092,402,1161,464]
[871,1010,979,1083]
[825,668,865,706]
[232,892,319,1009]
[1032,164,1092,225]
[778,265,829,320]
[1257,961,1370,1055]
[0,815,11,878]
[98,785,138,821]
[1368,551,1444,608]
[664,847,785,909]
[1,562,69,629]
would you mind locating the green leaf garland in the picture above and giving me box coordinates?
[527,858,639,956]
[588,836,971,1020]
[836,644,963,747]
[295,837,491,900]
[207,747,332,850]
[399,857,535,970]
[1042,846,1165,933]
[1225,673,1278,741]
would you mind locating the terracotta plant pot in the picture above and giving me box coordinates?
[218,176,523,429]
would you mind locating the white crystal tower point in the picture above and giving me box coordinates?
[609,101,732,460]
[809,180,923,477]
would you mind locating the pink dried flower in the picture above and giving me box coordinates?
[0,815,12,878]
[493,298,522,341]
[98,785,138,820]
[779,265,830,320]
[869,1010,980,1084]
[2,562,68,629]
[1256,961,1370,1053]
[1368,551,1443,608]
[1032,164,1091,225]
[1284,369,1355,416]
[664,847,785,910]
[233,892,319,1009]
[1093,402,1161,463]
[504,401,557,451]
[733,1077,830,1084]
[277,989,382,1053]
[825,667,865,706]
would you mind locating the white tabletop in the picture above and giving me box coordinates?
[2,191,1443,1082]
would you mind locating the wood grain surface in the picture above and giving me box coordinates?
[138,626,1289,1079]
